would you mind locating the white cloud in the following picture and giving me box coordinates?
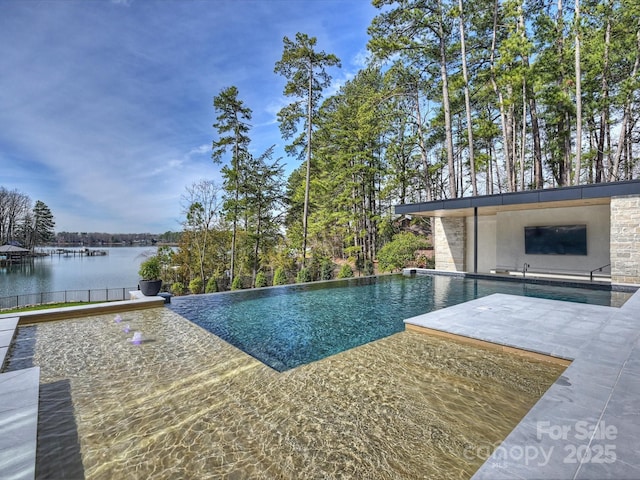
[352,49,373,69]
[0,0,376,232]
[189,144,210,156]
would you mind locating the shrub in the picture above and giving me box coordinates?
[273,267,288,286]
[138,255,161,280]
[231,276,244,290]
[377,232,430,272]
[205,276,218,293]
[337,263,354,279]
[320,259,334,280]
[171,282,185,296]
[189,277,203,294]
[255,271,268,288]
[364,259,375,276]
[296,267,311,283]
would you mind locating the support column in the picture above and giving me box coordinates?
[434,216,466,272]
[474,207,478,273]
[610,195,640,284]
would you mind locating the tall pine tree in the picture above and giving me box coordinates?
[212,86,252,283]
[31,200,55,248]
[274,32,340,266]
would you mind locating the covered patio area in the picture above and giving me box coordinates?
[395,180,640,286]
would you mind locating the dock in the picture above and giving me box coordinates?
[47,248,108,257]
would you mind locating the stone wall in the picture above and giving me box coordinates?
[434,217,466,271]
[610,195,640,284]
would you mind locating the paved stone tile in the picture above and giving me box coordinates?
[0,317,18,332]
[0,329,15,348]
[476,420,581,480]
[575,461,640,480]
[0,367,40,480]
[0,347,7,370]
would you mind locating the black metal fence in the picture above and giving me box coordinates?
[0,287,138,311]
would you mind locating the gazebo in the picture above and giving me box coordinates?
[0,244,31,265]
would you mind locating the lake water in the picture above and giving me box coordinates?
[0,247,156,298]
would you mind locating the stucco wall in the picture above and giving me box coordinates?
[610,195,640,284]
[465,215,497,273]
[494,204,610,274]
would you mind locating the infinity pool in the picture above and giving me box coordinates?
[168,273,630,371]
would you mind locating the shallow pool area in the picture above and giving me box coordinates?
[5,307,565,479]
[168,274,631,371]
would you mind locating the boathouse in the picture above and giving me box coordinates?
[0,245,31,266]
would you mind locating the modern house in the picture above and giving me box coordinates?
[395,179,640,285]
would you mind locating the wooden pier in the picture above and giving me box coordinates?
[50,248,108,257]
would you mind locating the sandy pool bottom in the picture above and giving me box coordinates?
[6,307,565,479]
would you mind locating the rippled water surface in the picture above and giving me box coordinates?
[7,308,565,479]
[168,274,629,371]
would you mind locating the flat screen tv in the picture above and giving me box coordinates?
[524,225,587,255]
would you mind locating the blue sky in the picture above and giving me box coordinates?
[0,0,377,234]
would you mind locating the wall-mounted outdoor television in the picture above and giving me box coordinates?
[524,225,587,255]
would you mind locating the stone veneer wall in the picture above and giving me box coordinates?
[610,195,640,284]
[434,216,466,271]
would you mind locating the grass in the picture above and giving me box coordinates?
[1,302,94,314]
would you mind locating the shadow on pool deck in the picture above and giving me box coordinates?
[36,379,85,479]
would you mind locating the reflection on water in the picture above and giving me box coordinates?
[0,247,154,298]
[7,308,565,479]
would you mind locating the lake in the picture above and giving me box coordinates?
[0,247,157,298]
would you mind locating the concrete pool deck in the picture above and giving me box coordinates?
[404,289,640,479]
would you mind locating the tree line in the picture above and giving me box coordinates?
[0,186,182,249]
[0,186,55,249]
[169,0,639,292]
[53,231,180,246]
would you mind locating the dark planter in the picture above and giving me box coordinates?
[139,279,162,296]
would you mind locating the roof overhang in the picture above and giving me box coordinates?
[395,180,640,217]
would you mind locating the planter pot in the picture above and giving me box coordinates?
[139,279,162,296]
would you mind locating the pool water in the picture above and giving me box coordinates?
[168,274,629,371]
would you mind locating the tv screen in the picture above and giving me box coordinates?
[524,225,587,255]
